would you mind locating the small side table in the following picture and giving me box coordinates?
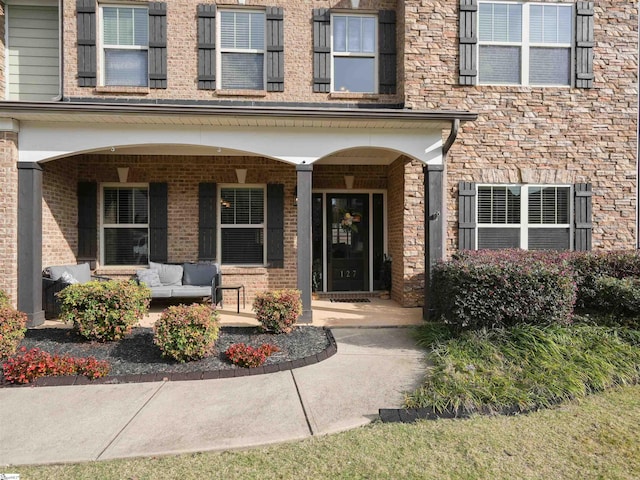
[215,285,245,314]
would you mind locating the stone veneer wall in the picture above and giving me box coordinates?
[62,0,400,106]
[0,132,18,305]
[403,0,638,254]
[0,2,6,99]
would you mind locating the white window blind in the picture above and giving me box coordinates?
[219,11,265,90]
[478,2,572,86]
[102,186,149,266]
[220,187,265,264]
[102,6,148,87]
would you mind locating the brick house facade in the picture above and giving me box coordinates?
[0,0,636,327]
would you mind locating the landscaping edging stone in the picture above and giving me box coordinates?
[378,404,539,423]
[0,327,337,388]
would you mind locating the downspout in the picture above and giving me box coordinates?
[55,0,63,101]
[442,119,460,163]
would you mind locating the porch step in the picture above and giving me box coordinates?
[316,291,389,301]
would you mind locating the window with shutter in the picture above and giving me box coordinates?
[101,185,149,265]
[218,10,266,90]
[331,13,377,93]
[476,184,571,250]
[219,186,266,264]
[477,2,573,86]
[100,5,149,87]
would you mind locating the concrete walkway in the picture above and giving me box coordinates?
[0,327,425,467]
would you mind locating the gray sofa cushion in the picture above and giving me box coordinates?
[48,263,92,284]
[136,269,162,287]
[172,286,212,297]
[148,286,174,298]
[149,262,183,286]
[183,263,218,286]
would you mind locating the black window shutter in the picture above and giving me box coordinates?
[199,183,217,262]
[458,181,477,250]
[76,0,96,87]
[313,8,331,93]
[148,2,167,89]
[266,184,284,268]
[266,7,284,92]
[378,10,396,94]
[574,183,593,251]
[77,182,97,261]
[459,0,478,85]
[575,1,595,89]
[149,183,168,262]
[198,4,216,90]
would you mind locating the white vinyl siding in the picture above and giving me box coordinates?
[478,2,573,86]
[7,5,60,101]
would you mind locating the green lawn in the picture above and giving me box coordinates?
[12,385,640,480]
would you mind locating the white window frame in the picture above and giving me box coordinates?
[217,184,267,266]
[216,9,266,91]
[98,4,149,87]
[476,184,573,249]
[477,1,574,87]
[330,13,378,94]
[100,183,150,267]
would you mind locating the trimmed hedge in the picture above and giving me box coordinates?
[253,289,302,334]
[433,250,576,329]
[58,280,151,342]
[154,303,220,362]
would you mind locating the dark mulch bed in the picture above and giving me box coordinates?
[1,326,333,383]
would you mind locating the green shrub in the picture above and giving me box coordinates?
[589,276,640,323]
[253,289,302,334]
[405,323,640,413]
[0,305,27,359]
[0,289,9,307]
[153,303,220,362]
[568,251,640,310]
[58,280,150,342]
[433,250,576,330]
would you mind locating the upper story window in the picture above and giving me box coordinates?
[101,5,149,87]
[331,14,377,93]
[219,10,266,90]
[102,185,149,266]
[478,2,572,86]
[477,185,571,250]
[219,186,266,265]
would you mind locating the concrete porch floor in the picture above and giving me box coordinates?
[137,298,425,329]
[39,298,425,329]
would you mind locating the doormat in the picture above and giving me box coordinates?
[329,298,371,303]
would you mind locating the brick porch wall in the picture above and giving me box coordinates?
[42,158,79,268]
[0,132,18,305]
[404,0,638,254]
[42,154,299,307]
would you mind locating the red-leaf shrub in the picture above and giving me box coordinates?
[253,289,302,334]
[154,303,220,362]
[58,280,150,342]
[433,250,576,330]
[0,305,27,360]
[225,343,280,368]
[2,347,110,384]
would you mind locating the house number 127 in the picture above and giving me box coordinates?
[340,270,357,278]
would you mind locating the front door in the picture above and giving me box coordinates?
[326,194,369,291]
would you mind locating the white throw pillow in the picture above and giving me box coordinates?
[59,271,79,284]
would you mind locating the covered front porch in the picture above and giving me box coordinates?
[0,102,476,327]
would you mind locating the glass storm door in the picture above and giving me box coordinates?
[326,194,369,291]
